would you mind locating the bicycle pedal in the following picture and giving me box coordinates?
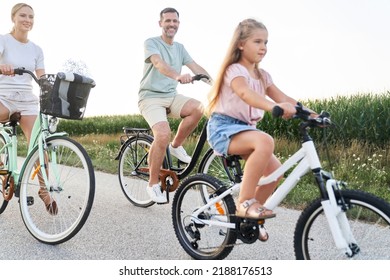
[26,196,34,206]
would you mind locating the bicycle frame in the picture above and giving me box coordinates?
[0,125,18,177]
[191,132,357,256]
[0,112,67,197]
[167,120,208,180]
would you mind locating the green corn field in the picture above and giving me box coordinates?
[18,91,390,208]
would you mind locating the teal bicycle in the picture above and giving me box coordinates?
[0,67,95,244]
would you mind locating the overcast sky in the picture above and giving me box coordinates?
[1,0,390,116]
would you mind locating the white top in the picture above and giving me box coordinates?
[0,33,44,93]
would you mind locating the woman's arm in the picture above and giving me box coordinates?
[36,68,45,78]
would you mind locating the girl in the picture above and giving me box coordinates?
[206,19,311,233]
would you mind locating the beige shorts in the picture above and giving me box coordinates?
[138,94,191,128]
[0,92,39,117]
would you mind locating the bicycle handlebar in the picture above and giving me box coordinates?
[0,67,40,84]
[192,74,210,82]
[272,102,331,127]
[177,74,212,85]
[1,69,212,85]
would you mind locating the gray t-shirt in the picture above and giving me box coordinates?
[138,36,193,101]
[0,33,44,93]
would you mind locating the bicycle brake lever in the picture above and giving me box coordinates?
[322,117,332,126]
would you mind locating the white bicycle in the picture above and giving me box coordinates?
[172,103,390,260]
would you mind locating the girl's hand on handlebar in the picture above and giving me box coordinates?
[277,102,296,119]
[0,64,15,76]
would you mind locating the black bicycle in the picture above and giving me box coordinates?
[115,74,241,207]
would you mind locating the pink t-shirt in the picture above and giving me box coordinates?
[214,63,273,126]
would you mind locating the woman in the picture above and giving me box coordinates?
[0,3,57,215]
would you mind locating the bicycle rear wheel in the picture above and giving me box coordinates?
[172,174,237,260]
[19,136,95,244]
[118,135,157,208]
[294,189,390,259]
[0,134,9,214]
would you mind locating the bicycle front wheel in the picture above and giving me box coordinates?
[118,135,155,208]
[172,174,237,260]
[19,136,95,244]
[294,189,390,259]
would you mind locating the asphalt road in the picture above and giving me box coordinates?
[0,168,300,260]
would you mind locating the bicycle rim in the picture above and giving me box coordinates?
[294,189,390,259]
[172,174,237,260]
[118,136,154,207]
[19,137,95,244]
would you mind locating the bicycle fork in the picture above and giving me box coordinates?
[321,179,359,257]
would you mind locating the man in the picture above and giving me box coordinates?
[138,7,211,203]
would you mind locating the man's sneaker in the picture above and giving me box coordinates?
[169,144,191,164]
[146,184,167,203]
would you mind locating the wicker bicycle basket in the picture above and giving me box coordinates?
[39,72,96,120]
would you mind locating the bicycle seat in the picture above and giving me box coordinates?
[1,112,21,124]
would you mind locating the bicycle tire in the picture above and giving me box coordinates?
[0,134,9,214]
[18,136,95,244]
[118,135,156,208]
[172,173,237,260]
[198,148,242,188]
[294,189,390,259]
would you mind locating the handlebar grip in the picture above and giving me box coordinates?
[13,68,25,75]
[272,106,284,118]
[0,68,26,75]
[0,68,25,75]
[192,74,210,81]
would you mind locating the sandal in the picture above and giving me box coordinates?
[259,225,269,242]
[236,198,276,220]
[38,187,58,215]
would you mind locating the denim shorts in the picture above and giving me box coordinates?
[207,113,258,156]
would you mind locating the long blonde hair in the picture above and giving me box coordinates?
[10,3,34,33]
[206,19,267,116]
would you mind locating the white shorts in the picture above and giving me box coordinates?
[0,92,39,117]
